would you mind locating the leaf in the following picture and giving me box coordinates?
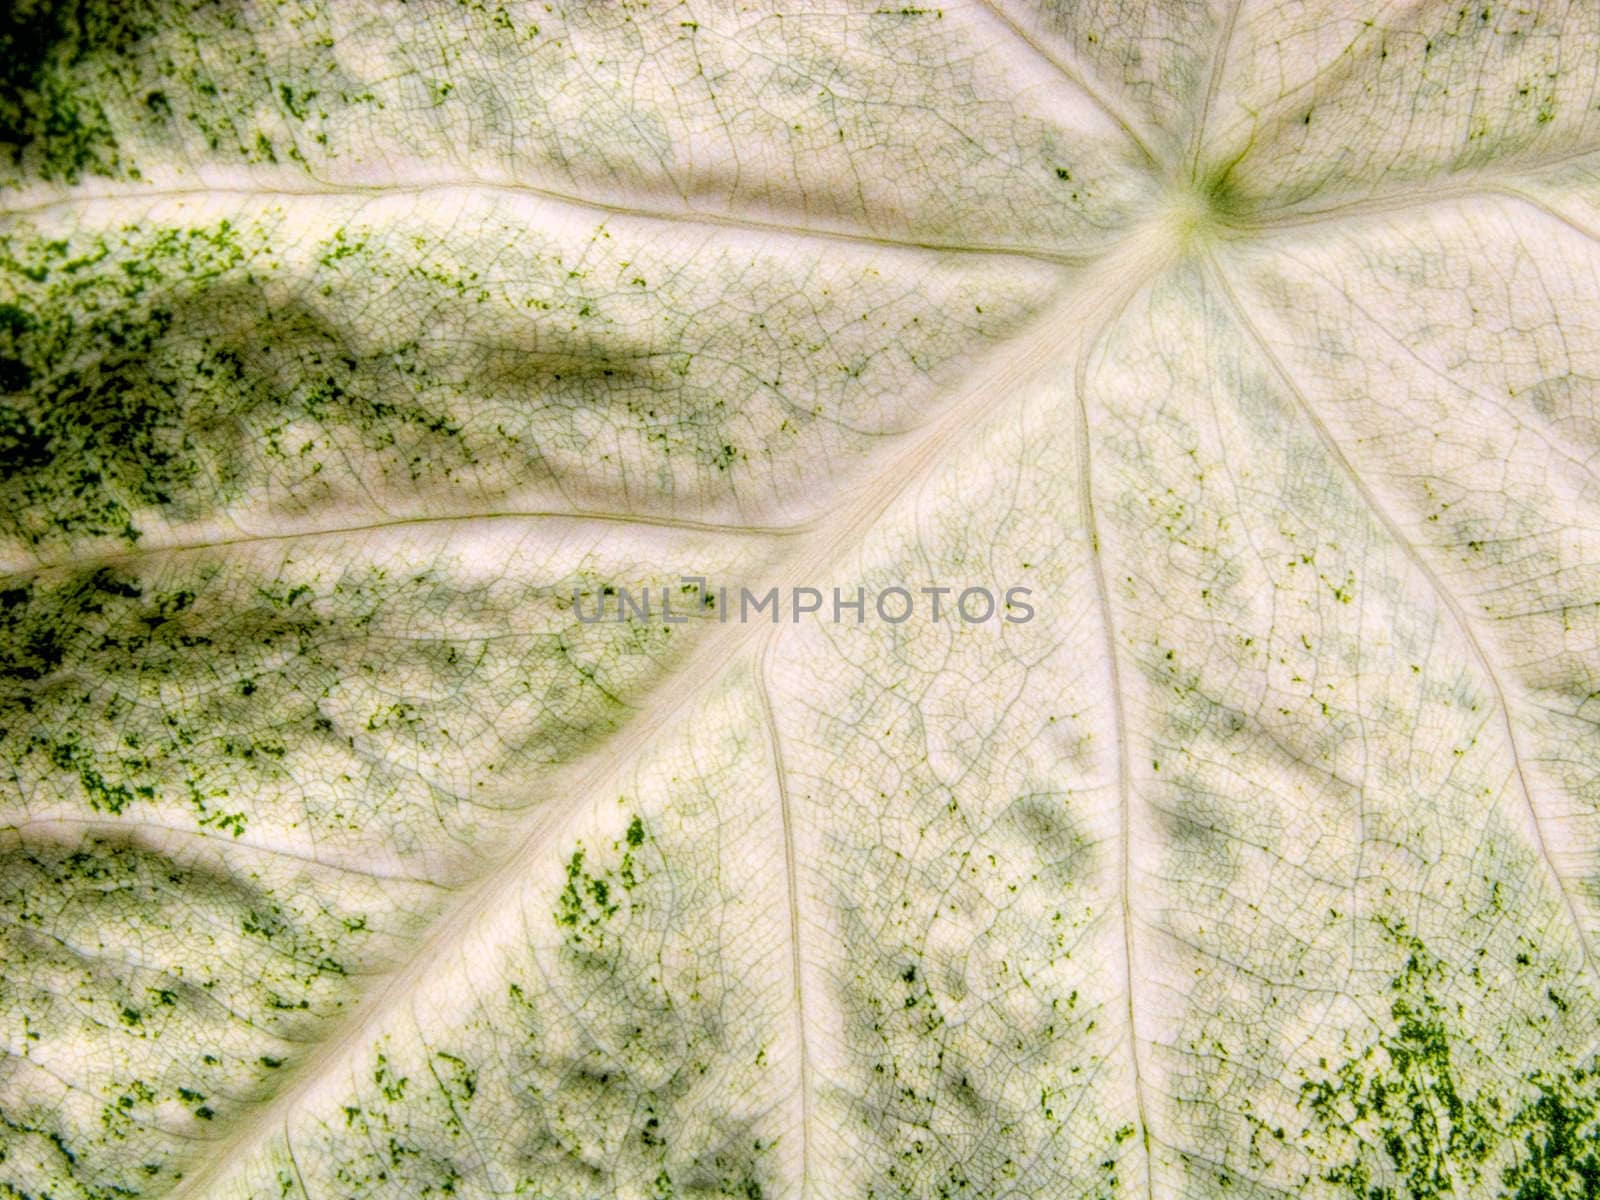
[2,2,1598,1197]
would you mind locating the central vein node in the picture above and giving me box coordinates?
[1159,183,1219,258]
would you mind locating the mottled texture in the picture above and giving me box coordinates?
[3,2,1600,1198]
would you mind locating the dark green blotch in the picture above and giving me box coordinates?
[1503,1066,1600,1200]
[0,568,137,683]
[1304,920,1600,1200]
[0,0,154,180]
[0,302,35,392]
[0,292,188,545]
[0,356,34,394]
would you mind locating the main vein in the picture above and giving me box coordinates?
[755,647,814,1200]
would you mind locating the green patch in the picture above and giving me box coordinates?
[553,814,652,949]
[0,0,137,181]
[1299,917,1600,1198]
[1502,1066,1600,1199]
[1,219,479,553]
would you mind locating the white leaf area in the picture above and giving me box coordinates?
[2,2,1599,1198]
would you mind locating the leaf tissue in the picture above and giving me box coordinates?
[2,2,1599,1197]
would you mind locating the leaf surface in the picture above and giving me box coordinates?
[2,2,1599,1198]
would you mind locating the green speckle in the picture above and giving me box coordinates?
[374,1052,407,1101]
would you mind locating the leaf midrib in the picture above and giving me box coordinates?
[0,178,1103,267]
[0,509,808,581]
